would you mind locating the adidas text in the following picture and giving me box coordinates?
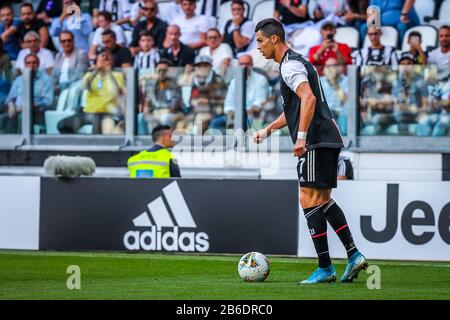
[124,226,210,252]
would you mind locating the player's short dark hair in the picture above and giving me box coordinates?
[152,125,171,142]
[102,29,116,39]
[439,25,450,31]
[255,18,285,41]
[408,31,422,40]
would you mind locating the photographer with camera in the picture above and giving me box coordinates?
[308,21,352,75]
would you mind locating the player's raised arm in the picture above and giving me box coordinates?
[294,82,316,156]
[253,112,287,144]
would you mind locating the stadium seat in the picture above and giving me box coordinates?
[363,26,399,48]
[414,0,435,24]
[335,26,360,49]
[45,81,93,134]
[251,0,274,25]
[430,0,450,28]
[401,25,438,52]
[218,0,250,32]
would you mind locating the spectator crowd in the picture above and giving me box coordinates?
[0,0,448,136]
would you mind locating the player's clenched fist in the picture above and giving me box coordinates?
[253,129,269,144]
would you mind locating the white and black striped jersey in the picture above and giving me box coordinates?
[355,46,398,67]
[134,49,160,70]
[279,49,344,149]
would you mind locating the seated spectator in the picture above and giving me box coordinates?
[16,2,55,52]
[160,25,195,67]
[95,0,131,28]
[130,0,156,26]
[401,31,427,65]
[134,31,160,70]
[58,48,125,134]
[132,1,167,49]
[16,31,55,75]
[53,31,88,92]
[355,26,398,66]
[3,53,54,133]
[210,54,269,131]
[101,29,133,69]
[198,28,233,78]
[309,0,349,22]
[274,0,310,26]
[184,55,227,134]
[309,21,352,74]
[319,58,348,135]
[0,4,21,61]
[343,0,368,33]
[337,156,354,180]
[176,0,209,50]
[50,0,93,53]
[429,25,450,81]
[36,0,62,25]
[360,0,420,43]
[139,59,184,132]
[89,11,126,61]
[223,0,255,56]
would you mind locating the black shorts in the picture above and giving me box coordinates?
[297,147,341,189]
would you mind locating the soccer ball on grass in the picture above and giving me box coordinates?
[238,252,270,282]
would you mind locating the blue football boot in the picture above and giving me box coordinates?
[340,251,368,283]
[299,265,336,284]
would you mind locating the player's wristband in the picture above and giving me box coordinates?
[297,131,307,140]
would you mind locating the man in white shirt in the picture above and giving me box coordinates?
[89,11,126,61]
[176,0,209,50]
[16,30,55,75]
[199,28,233,77]
[211,54,269,131]
[429,25,450,80]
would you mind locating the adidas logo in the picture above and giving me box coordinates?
[123,181,210,252]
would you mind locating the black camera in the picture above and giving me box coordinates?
[327,34,334,42]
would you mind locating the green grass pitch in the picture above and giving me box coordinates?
[0,250,449,300]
